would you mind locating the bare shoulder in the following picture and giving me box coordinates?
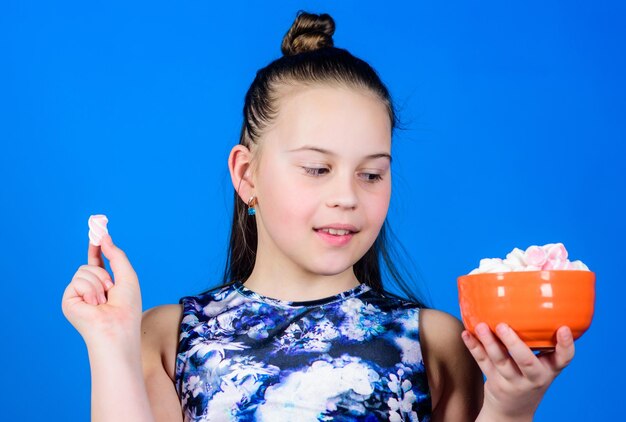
[419,308,466,352]
[419,309,467,396]
[141,304,183,381]
[419,308,483,421]
[142,304,183,331]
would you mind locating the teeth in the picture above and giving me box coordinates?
[320,228,351,235]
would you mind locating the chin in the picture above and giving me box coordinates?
[307,261,356,277]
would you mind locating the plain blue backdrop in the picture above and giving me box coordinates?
[1,0,625,420]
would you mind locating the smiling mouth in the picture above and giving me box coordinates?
[315,228,354,236]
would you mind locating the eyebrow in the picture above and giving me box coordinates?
[287,146,392,163]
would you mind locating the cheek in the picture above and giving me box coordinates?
[258,166,315,225]
[349,187,389,256]
[365,185,391,229]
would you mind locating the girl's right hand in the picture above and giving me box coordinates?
[62,233,143,346]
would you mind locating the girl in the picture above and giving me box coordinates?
[62,11,575,422]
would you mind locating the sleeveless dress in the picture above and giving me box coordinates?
[175,281,432,421]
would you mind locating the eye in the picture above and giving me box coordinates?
[303,167,330,176]
[359,173,384,183]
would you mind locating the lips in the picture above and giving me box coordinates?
[314,227,356,247]
[313,224,359,234]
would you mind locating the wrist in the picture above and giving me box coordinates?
[83,325,142,359]
[81,312,142,350]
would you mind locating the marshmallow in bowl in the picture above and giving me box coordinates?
[469,243,589,274]
[88,214,109,246]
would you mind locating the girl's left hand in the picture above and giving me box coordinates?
[462,322,575,421]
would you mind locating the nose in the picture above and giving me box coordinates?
[325,171,358,209]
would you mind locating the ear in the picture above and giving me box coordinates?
[228,144,255,204]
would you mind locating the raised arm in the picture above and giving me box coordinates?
[62,234,155,422]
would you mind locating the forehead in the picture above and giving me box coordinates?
[264,85,392,154]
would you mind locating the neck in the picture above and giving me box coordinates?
[242,218,364,301]
[243,255,361,303]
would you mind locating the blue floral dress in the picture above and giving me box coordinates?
[175,281,432,421]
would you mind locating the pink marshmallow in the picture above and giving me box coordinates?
[467,243,589,274]
[524,245,548,267]
[543,243,568,260]
[542,258,569,270]
[563,261,576,270]
[88,214,109,246]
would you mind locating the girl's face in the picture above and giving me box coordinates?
[252,85,392,279]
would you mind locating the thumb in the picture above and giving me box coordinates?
[100,233,138,287]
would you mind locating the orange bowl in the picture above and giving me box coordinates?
[458,270,595,349]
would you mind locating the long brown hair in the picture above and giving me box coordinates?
[221,10,428,307]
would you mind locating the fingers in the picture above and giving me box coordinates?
[544,326,575,372]
[79,265,114,291]
[461,328,496,376]
[71,273,108,305]
[467,323,522,380]
[463,322,576,417]
[491,323,544,382]
[99,234,139,288]
[67,266,114,305]
[474,323,575,383]
[87,241,105,268]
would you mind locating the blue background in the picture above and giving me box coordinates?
[1,1,624,419]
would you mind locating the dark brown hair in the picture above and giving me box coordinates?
[221,10,428,307]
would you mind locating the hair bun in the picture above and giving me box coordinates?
[281,11,335,56]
